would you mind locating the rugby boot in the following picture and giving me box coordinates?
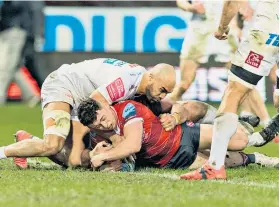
[256,114,279,147]
[180,162,226,180]
[253,152,279,168]
[13,130,32,169]
[239,115,260,127]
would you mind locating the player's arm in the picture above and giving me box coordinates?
[160,101,217,130]
[176,0,204,13]
[160,102,187,131]
[90,72,133,107]
[176,0,194,11]
[90,90,110,107]
[90,121,143,168]
[68,121,90,167]
[219,1,244,30]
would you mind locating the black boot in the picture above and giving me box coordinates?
[256,114,279,147]
[239,115,260,127]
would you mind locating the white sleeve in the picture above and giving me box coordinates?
[96,73,134,104]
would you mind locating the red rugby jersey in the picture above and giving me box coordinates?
[112,100,182,168]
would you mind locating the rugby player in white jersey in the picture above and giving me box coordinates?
[169,0,239,101]
[0,58,176,168]
[181,0,279,180]
[172,0,271,128]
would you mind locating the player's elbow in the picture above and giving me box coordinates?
[129,143,141,154]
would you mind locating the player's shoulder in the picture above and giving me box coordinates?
[115,100,145,111]
[114,100,147,116]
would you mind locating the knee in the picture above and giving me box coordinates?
[43,135,65,155]
[233,129,248,150]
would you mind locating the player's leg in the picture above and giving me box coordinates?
[0,72,74,167]
[181,27,279,180]
[67,120,89,166]
[197,116,278,150]
[189,150,279,169]
[48,132,92,168]
[0,28,26,105]
[199,123,249,151]
[168,25,207,101]
[1,102,70,158]
[243,89,271,126]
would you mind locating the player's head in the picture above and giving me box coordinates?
[145,63,176,102]
[78,99,117,130]
[131,95,163,116]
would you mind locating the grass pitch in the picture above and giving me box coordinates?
[0,104,278,207]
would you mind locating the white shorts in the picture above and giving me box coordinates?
[232,30,279,77]
[41,70,78,121]
[230,0,279,88]
[180,21,237,62]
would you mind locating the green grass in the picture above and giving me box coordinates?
[0,104,278,207]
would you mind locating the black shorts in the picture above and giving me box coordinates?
[230,64,263,86]
[165,122,200,169]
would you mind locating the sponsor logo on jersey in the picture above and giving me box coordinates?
[122,103,137,120]
[106,78,125,102]
[245,51,264,68]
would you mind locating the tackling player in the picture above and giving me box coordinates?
[0,58,176,168]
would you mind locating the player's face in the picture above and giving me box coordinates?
[146,82,170,103]
[90,107,117,131]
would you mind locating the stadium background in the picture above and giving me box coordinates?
[0,2,278,207]
[6,0,275,103]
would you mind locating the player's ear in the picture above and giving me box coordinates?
[148,73,154,82]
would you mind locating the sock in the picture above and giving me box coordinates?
[32,136,41,140]
[239,152,255,166]
[246,153,256,163]
[247,132,265,147]
[209,112,239,170]
[0,147,7,159]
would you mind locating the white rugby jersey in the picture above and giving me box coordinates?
[56,58,146,105]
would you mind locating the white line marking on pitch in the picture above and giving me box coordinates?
[137,172,278,189]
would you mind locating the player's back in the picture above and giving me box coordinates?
[113,100,182,168]
[54,58,146,106]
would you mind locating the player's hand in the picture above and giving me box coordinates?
[239,4,254,21]
[89,141,112,158]
[160,113,177,131]
[192,2,205,14]
[214,25,230,40]
[90,153,105,168]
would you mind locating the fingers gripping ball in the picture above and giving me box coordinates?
[44,110,71,139]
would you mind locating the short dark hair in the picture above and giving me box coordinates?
[78,98,101,126]
[130,95,163,116]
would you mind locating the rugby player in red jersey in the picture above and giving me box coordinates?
[77,98,277,173]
